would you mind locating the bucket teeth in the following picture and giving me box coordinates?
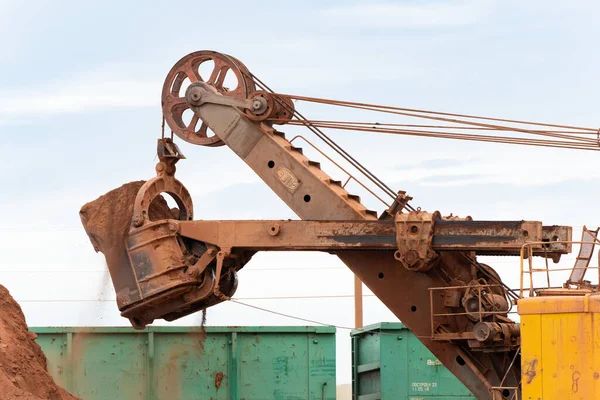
[308,160,321,169]
[273,131,286,139]
[348,194,361,202]
[329,179,342,187]
[290,146,303,154]
[366,209,378,218]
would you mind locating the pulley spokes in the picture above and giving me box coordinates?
[161,51,255,146]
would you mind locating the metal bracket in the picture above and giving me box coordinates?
[213,249,231,300]
[394,210,441,272]
[185,82,267,114]
[155,137,186,178]
[186,245,218,279]
[158,137,185,160]
[378,190,413,220]
[130,139,194,228]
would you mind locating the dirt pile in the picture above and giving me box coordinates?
[0,285,79,400]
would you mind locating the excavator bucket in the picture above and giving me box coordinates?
[79,139,237,329]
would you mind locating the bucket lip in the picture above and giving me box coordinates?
[518,293,600,315]
[29,325,337,334]
[350,321,407,336]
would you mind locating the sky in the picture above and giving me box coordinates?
[1,0,599,385]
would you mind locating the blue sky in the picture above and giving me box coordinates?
[1,0,599,384]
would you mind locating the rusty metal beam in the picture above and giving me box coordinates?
[433,220,571,254]
[177,219,570,256]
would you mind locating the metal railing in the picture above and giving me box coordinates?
[289,135,392,208]
[519,240,600,298]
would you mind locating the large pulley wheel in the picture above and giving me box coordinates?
[162,51,256,147]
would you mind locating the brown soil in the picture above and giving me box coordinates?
[0,285,79,400]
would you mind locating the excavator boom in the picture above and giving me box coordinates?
[82,51,578,399]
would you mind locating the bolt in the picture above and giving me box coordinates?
[404,250,420,266]
[191,92,202,102]
[156,163,165,172]
[253,100,262,110]
[268,224,280,236]
[207,248,216,256]
[313,339,318,344]
[132,215,143,227]
[168,222,178,232]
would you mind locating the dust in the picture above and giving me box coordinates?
[199,308,207,348]
[0,285,80,400]
[201,308,207,330]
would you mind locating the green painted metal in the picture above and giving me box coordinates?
[351,322,476,400]
[31,326,336,400]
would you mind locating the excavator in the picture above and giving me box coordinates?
[81,50,600,399]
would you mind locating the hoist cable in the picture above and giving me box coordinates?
[279,94,598,133]
[251,74,397,199]
[262,93,599,151]
[279,121,600,151]
[282,98,598,145]
[249,73,416,211]
[273,120,595,135]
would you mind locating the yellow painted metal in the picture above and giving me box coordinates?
[519,294,600,399]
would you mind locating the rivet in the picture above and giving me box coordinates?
[132,215,143,227]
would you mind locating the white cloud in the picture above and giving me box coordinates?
[0,78,158,122]
[322,0,495,28]
[389,153,600,187]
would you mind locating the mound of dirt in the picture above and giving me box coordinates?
[0,285,79,400]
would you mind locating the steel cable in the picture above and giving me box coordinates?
[281,121,600,151]
[249,73,416,211]
[244,73,600,213]
[268,94,599,151]
[280,94,599,133]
